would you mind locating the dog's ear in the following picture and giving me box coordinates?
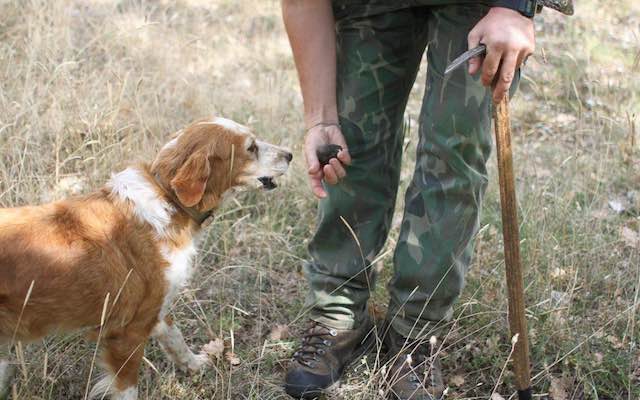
[170,149,211,207]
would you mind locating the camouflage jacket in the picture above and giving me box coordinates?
[332,0,573,16]
[537,0,573,15]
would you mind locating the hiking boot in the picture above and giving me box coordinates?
[284,318,374,399]
[384,328,445,400]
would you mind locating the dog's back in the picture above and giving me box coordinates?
[0,192,164,343]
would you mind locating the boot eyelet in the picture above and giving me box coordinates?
[329,329,337,336]
[324,340,332,346]
[318,349,325,355]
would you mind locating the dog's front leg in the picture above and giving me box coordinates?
[152,317,210,372]
[0,359,15,400]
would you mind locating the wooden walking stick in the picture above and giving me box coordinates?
[446,45,533,399]
[494,95,532,400]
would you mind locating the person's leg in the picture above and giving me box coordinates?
[304,7,430,331]
[286,7,431,398]
[388,3,520,340]
[384,5,517,398]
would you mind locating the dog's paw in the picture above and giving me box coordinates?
[185,352,211,372]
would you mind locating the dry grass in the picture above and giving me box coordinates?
[0,0,639,399]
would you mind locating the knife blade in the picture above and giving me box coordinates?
[444,44,487,75]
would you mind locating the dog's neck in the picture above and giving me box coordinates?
[152,173,214,227]
[107,166,215,239]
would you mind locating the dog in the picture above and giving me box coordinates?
[0,117,292,399]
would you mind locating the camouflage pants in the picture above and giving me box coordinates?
[304,2,518,339]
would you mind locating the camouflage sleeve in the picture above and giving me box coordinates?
[489,0,574,15]
[537,0,574,15]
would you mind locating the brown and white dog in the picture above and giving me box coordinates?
[0,117,292,399]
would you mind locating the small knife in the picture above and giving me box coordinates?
[444,44,487,75]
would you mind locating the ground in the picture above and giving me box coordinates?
[0,0,638,399]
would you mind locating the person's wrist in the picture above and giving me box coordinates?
[306,121,341,133]
[491,0,537,18]
[304,107,339,130]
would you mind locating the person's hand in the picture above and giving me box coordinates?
[467,7,535,103]
[304,124,351,199]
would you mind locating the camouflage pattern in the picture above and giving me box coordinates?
[330,0,575,17]
[303,2,521,339]
[538,0,574,15]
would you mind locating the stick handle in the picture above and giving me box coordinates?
[493,95,532,398]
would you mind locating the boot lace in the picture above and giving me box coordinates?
[292,322,338,368]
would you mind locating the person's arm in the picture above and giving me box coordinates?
[467,7,535,103]
[282,0,351,199]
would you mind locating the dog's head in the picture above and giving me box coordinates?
[151,117,292,211]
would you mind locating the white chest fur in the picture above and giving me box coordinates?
[108,167,200,318]
[160,241,197,317]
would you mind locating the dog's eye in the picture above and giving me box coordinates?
[247,142,258,154]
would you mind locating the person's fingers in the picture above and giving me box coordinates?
[323,165,338,185]
[517,52,528,69]
[304,125,352,197]
[304,142,321,174]
[516,45,534,71]
[467,30,482,75]
[493,52,518,103]
[329,158,346,179]
[481,47,502,87]
[330,133,351,165]
[337,149,351,165]
[309,175,326,199]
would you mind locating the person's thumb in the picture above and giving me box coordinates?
[304,139,321,174]
[330,131,352,165]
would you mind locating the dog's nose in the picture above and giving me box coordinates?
[285,152,293,163]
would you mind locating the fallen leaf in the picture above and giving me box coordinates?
[620,227,640,248]
[490,393,505,400]
[549,376,568,400]
[225,352,241,366]
[449,374,465,387]
[269,324,290,341]
[202,338,224,359]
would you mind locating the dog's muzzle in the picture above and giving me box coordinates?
[258,177,277,190]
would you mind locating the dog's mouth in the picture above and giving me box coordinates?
[257,176,277,190]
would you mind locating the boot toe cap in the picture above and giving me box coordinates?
[284,368,333,399]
